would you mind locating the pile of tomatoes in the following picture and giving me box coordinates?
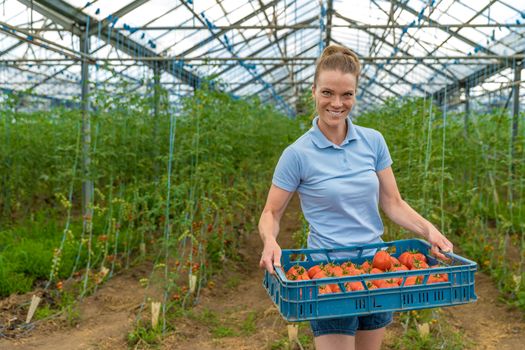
[285,250,449,295]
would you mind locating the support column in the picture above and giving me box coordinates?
[325,0,333,48]
[319,0,326,53]
[80,32,92,218]
[153,62,161,181]
[154,62,161,119]
[512,60,521,154]
[464,83,470,138]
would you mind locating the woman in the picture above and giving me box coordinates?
[258,44,453,350]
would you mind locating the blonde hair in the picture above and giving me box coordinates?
[313,45,361,89]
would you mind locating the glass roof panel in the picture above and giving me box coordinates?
[0,0,524,114]
[63,0,138,20]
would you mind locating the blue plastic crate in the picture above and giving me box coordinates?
[263,239,477,322]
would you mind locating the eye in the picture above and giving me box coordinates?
[344,92,354,97]
[321,90,331,96]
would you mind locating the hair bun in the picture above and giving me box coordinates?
[314,44,361,87]
[320,45,359,64]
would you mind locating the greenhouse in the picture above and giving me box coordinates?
[0,0,524,349]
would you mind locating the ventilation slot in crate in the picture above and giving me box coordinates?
[433,290,444,301]
[355,298,367,310]
[402,293,414,305]
[418,292,429,303]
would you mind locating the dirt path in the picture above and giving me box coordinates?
[0,264,151,350]
[162,195,525,350]
[443,272,525,350]
[1,195,525,349]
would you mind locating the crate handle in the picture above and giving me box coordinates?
[274,264,287,281]
[439,250,476,266]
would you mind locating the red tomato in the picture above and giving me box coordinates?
[428,273,448,283]
[286,264,309,281]
[411,260,430,270]
[340,261,355,270]
[391,265,409,272]
[345,281,365,291]
[343,266,363,276]
[373,250,392,271]
[413,252,427,263]
[371,279,386,288]
[378,279,399,288]
[360,261,372,273]
[307,265,322,279]
[329,265,344,277]
[398,251,414,268]
[401,275,421,286]
[312,270,328,279]
[318,285,332,294]
[390,256,401,266]
[399,251,428,269]
[365,281,378,290]
[329,283,342,293]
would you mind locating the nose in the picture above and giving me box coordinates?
[331,95,343,108]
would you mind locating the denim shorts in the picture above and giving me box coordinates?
[310,312,393,337]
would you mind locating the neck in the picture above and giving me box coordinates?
[317,118,348,145]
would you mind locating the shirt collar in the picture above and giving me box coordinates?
[310,116,359,149]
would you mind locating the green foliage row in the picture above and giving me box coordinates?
[357,97,525,309]
[0,86,303,297]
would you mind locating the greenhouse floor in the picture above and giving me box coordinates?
[1,196,524,350]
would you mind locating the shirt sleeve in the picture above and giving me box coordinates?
[272,146,301,192]
[375,132,393,171]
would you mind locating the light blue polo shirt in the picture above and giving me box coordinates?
[272,116,392,257]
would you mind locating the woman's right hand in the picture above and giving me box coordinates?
[259,238,282,275]
[258,185,294,274]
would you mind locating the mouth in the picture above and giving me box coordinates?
[327,110,346,117]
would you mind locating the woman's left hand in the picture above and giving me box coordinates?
[426,225,454,261]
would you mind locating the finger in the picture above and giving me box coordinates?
[259,254,273,274]
[274,251,282,268]
[265,255,276,274]
[440,242,453,255]
[259,257,266,270]
[431,245,450,261]
[268,262,276,275]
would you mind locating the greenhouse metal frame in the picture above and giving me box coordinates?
[0,0,524,113]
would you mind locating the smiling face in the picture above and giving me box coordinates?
[312,69,357,132]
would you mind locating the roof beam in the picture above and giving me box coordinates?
[231,41,319,94]
[391,0,508,102]
[23,0,202,89]
[367,0,459,82]
[252,63,311,100]
[333,11,455,83]
[256,0,295,87]
[16,23,525,31]
[325,0,334,47]
[13,1,154,91]
[364,0,461,92]
[391,0,498,56]
[431,49,525,102]
[178,0,280,57]
[179,0,293,113]
[329,37,429,96]
[211,15,319,79]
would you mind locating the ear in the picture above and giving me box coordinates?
[311,84,316,98]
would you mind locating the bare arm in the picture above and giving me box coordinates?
[258,185,294,274]
[377,167,453,260]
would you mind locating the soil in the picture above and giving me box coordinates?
[1,194,524,349]
[442,272,525,350]
[0,264,152,350]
